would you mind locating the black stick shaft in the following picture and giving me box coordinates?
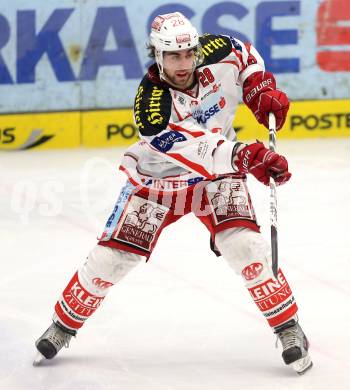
[269,113,278,279]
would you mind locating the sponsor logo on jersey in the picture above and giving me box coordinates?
[134,85,144,130]
[218,96,226,109]
[151,130,186,152]
[242,263,264,281]
[177,95,186,105]
[194,96,226,124]
[143,177,204,189]
[197,141,209,159]
[92,278,114,289]
[201,35,228,57]
[201,82,221,101]
[146,86,165,125]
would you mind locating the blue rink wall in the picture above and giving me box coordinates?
[0,0,349,149]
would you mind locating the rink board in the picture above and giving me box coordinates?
[0,111,81,150]
[234,99,350,141]
[0,99,349,150]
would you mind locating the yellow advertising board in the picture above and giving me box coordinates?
[81,99,350,146]
[1,99,349,150]
[0,111,80,150]
[234,99,350,140]
[81,109,139,147]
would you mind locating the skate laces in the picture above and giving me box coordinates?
[45,323,72,350]
[277,324,302,351]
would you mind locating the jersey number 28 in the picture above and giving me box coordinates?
[198,68,215,87]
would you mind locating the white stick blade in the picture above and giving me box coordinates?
[33,351,45,366]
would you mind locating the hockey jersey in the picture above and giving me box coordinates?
[120,34,265,191]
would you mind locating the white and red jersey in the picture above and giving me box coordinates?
[120,34,264,191]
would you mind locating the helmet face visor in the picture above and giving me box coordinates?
[162,49,196,71]
[194,43,204,68]
[159,44,204,72]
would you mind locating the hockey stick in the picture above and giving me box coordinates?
[268,112,278,279]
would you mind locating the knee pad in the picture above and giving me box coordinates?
[215,227,274,286]
[78,245,143,296]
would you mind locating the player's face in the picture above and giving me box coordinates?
[163,49,196,89]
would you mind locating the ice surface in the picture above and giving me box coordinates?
[1,139,350,390]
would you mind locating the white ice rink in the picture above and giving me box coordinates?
[1,138,350,390]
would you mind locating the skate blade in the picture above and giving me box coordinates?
[292,354,313,375]
[33,351,45,366]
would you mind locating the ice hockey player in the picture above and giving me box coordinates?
[34,12,312,375]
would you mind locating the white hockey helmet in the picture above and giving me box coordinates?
[149,12,203,77]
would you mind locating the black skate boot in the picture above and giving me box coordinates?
[274,318,313,375]
[33,322,76,365]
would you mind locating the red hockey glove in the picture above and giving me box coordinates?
[243,71,289,130]
[233,142,291,186]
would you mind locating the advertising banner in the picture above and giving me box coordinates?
[1,0,349,114]
[234,99,350,140]
[1,98,349,150]
[0,111,80,150]
[82,109,138,147]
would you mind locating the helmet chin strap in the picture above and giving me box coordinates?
[155,49,165,80]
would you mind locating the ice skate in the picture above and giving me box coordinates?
[33,322,76,366]
[274,318,313,375]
